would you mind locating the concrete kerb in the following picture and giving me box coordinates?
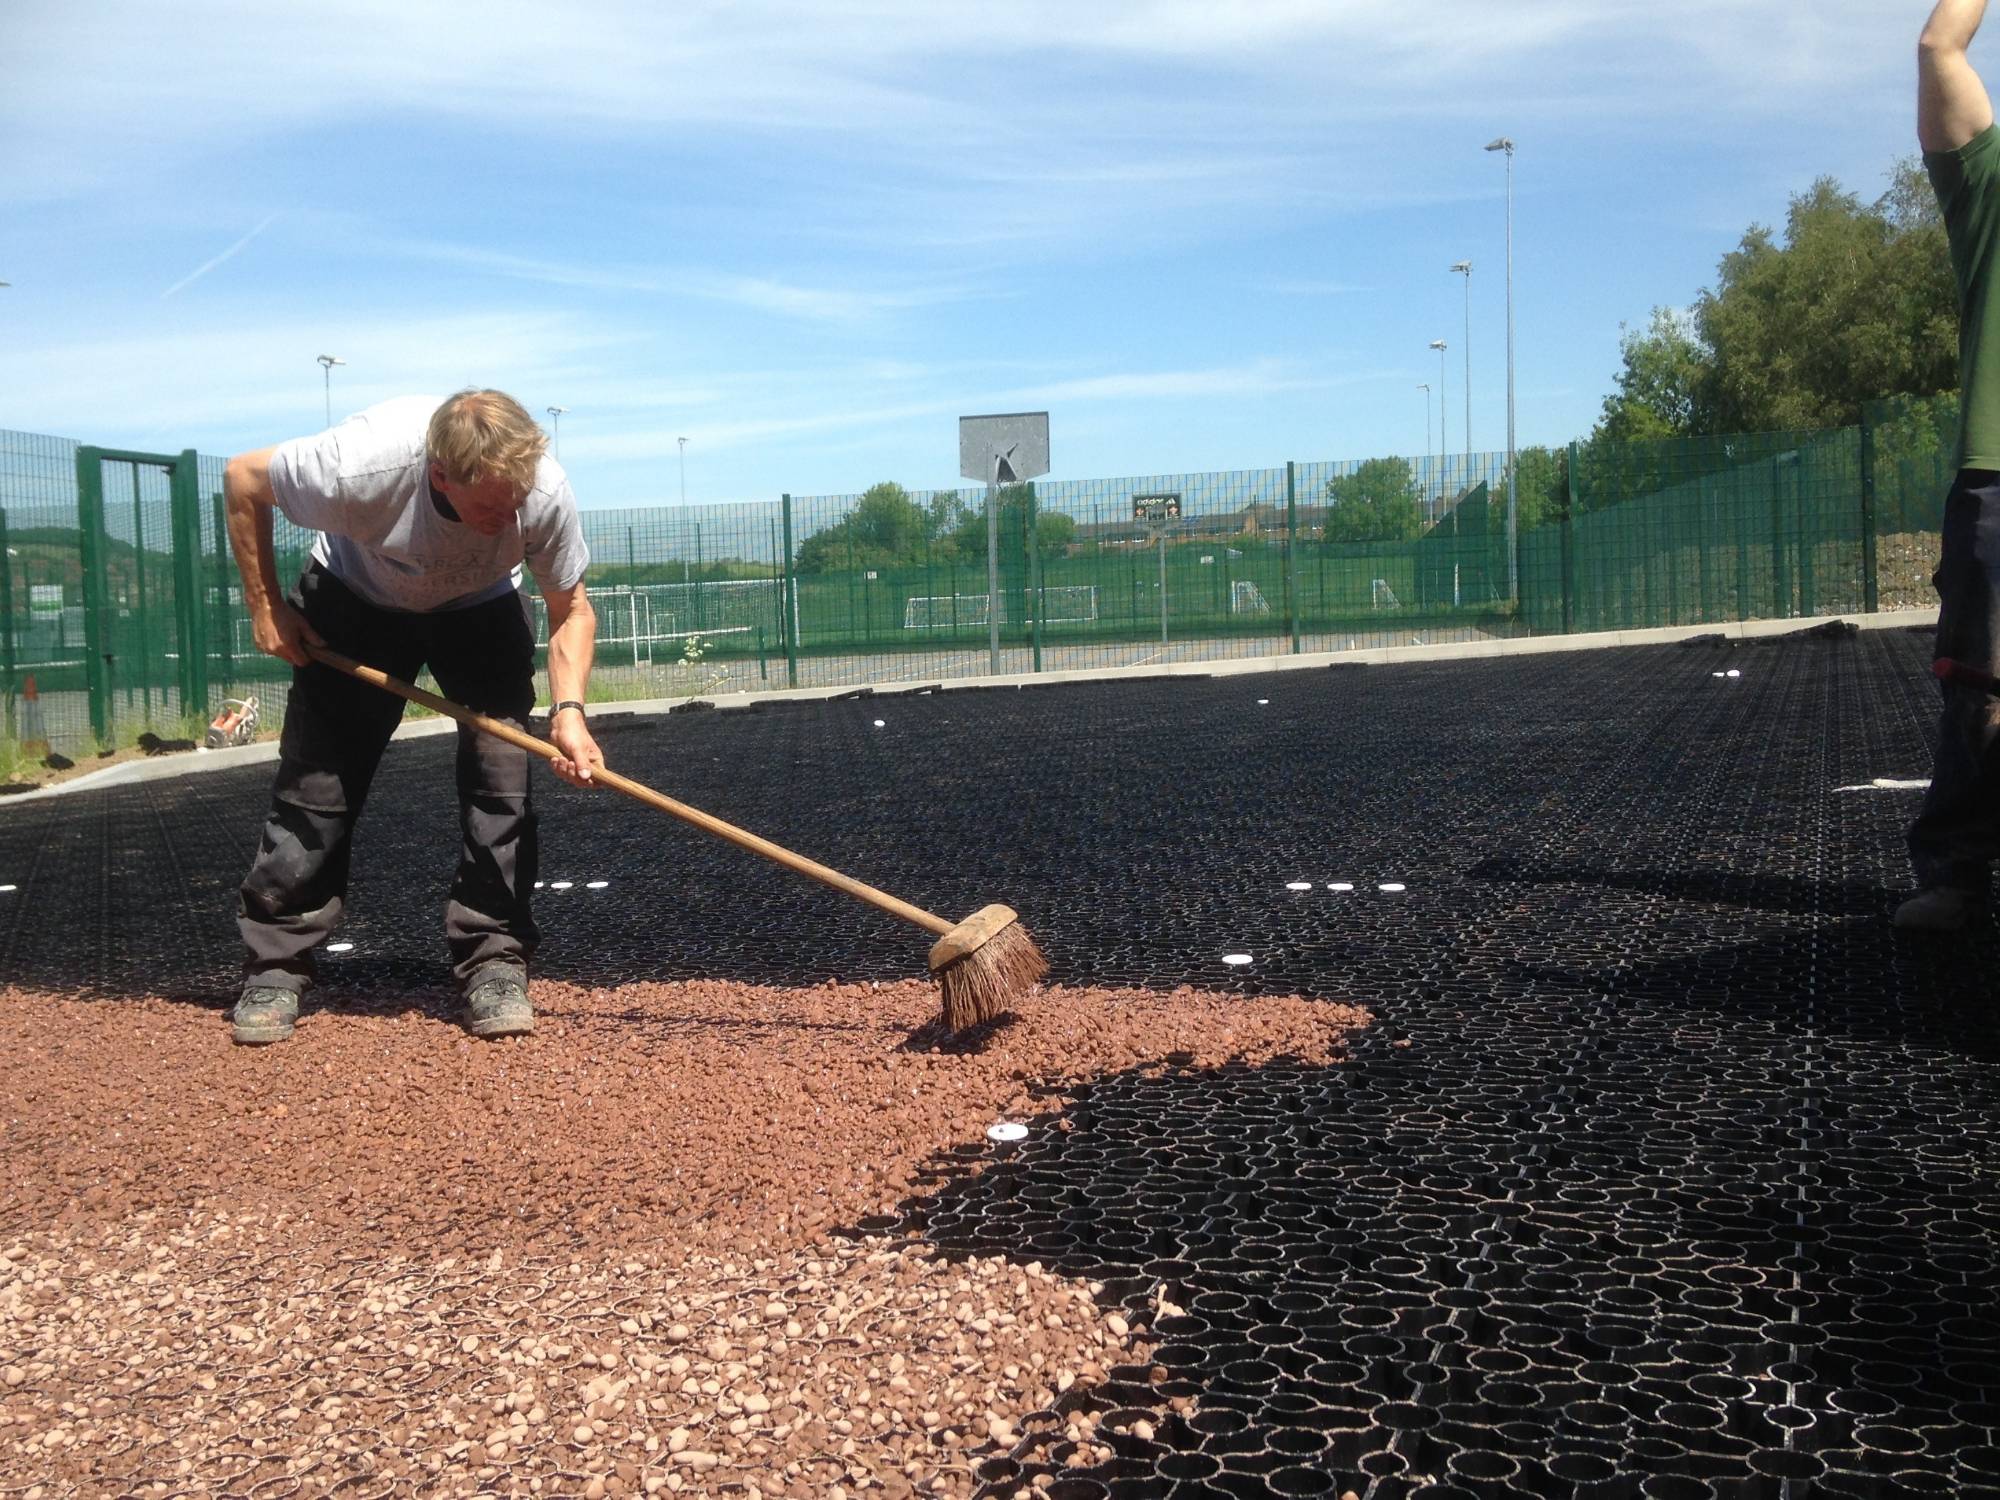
[0,608,1939,806]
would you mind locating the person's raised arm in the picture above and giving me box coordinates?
[224,446,322,666]
[1922,0,1995,153]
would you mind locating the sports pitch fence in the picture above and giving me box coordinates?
[0,394,1958,757]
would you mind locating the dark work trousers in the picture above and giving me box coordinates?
[238,564,541,995]
[1910,468,2000,891]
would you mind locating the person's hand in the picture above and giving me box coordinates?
[549,712,605,788]
[251,599,325,667]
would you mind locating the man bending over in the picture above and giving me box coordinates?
[224,389,604,1040]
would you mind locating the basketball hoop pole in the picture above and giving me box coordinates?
[958,412,1050,677]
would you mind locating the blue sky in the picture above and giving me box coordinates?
[0,1,1923,510]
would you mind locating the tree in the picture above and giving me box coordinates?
[924,489,971,541]
[1593,159,1956,444]
[1321,457,1421,543]
[793,482,929,573]
[1701,168,1954,432]
[949,485,1076,562]
[1493,445,1568,534]
[1595,308,1710,444]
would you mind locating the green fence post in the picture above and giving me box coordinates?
[1858,409,1880,614]
[0,508,13,688]
[172,450,207,725]
[130,463,150,718]
[1792,449,1815,617]
[780,493,798,687]
[75,446,113,746]
[1734,465,1752,620]
[213,492,234,681]
[1027,482,1042,673]
[1697,474,1716,622]
[1285,461,1300,652]
[1562,442,1579,635]
[1769,455,1790,617]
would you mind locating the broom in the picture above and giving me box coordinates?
[305,645,1046,1033]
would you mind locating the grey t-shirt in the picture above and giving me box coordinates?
[267,395,590,612]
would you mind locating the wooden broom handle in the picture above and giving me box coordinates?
[306,645,956,938]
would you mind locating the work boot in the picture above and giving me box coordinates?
[1892,887,1983,933]
[232,985,300,1045]
[464,971,534,1039]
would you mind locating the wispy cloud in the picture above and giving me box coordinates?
[369,236,992,322]
[160,212,280,298]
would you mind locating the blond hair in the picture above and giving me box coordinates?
[426,390,549,497]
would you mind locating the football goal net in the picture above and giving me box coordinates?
[903,593,1008,630]
[1371,578,1402,610]
[530,582,768,665]
[1230,580,1272,615]
[1029,585,1098,625]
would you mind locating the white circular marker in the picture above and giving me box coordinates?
[1712,672,1726,679]
[327,942,355,954]
[1286,881,1313,891]
[551,881,573,890]
[873,719,885,727]
[586,880,609,889]
[1222,953,1253,966]
[1257,699,1269,706]
[534,881,545,889]
[1328,883,1354,892]
[1379,883,1406,893]
[0,885,15,893]
[986,1122,1029,1143]
[1726,670,1741,678]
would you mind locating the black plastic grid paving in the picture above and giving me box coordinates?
[0,626,1994,1499]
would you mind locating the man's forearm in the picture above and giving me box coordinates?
[224,486,284,620]
[1925,0,1988,54]
[547,610,597,706]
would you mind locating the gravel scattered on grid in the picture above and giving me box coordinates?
[0,978,1364,1497]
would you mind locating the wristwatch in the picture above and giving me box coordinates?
[551,700,587,719]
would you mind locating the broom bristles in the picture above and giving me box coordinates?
[935,919,1046,1033]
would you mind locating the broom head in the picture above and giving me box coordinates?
[929,903,1047,1034]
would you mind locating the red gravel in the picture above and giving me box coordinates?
[0,978,1367,1496]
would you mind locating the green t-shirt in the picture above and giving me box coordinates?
[1929,124,2000,470]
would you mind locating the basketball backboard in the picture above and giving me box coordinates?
[959,411,1050,485]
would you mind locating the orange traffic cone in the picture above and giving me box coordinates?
[19,674,48,761]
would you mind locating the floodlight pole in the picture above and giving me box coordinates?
[1430,340,1449,510]
[546,405,568,460]
[1486,136,1517,602]
[1450,261,1472,455]
[316,354,345,428]
[677,437,688,506]
[1418,384,1431,522]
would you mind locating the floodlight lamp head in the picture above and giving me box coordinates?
[1430,340,1448,351]
[317,354,344,369]
[1485,137,1514,154]
[1450,260,1472,273]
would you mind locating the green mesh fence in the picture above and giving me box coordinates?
[1518,427,1869,636]
[0,401,1959,762]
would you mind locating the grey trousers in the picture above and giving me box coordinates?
[1909,468,2000,891]
[237,564,541,995]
